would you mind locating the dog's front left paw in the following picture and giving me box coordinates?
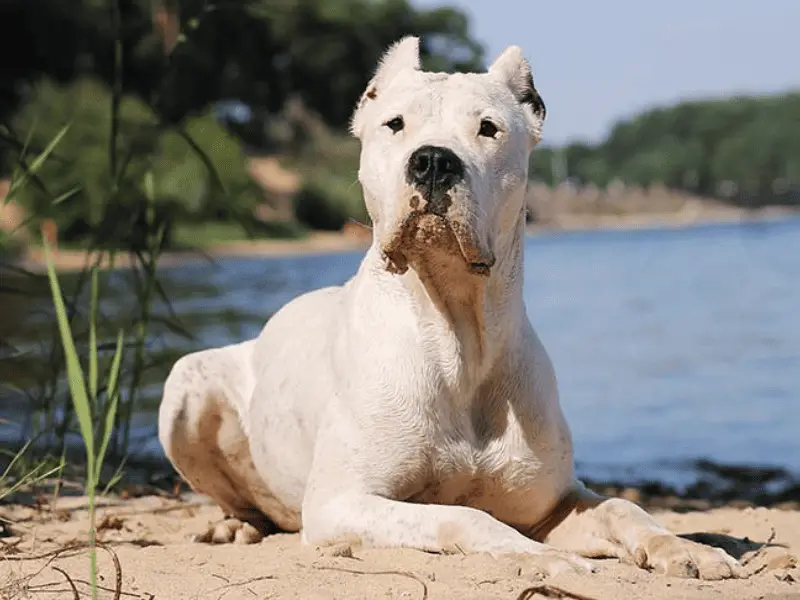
[635,534,743,580]
[191,517,264,545]
[532,550,598,578]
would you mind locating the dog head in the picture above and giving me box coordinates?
[351,36,545,277]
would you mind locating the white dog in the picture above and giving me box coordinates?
[159,37,741,580]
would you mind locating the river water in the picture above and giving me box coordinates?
[2,217,799,490]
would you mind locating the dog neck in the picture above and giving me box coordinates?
[364,212,527,386]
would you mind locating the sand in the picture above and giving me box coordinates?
[1,493,798,600]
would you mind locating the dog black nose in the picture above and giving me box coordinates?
[406,145,465,208]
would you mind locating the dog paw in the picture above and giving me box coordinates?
[635,534,743,580]
[533,550,597,578]
[191,517,264,545]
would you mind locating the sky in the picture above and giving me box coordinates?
[412,0,800,146]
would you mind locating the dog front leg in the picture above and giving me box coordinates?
[541,483,742,580]
[302,493,595,577]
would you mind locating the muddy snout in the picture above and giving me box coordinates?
[380,144,494,277]
[405,145,464,215]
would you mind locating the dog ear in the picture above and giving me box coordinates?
[370,36,421,93]
[489,46,546,123]
[350,37,421,137]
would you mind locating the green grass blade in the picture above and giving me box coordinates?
[53,185,82,205]
[17,114,37,163]
[6,122,72,203]
[0,461,65,502]
[96,329,124,478]
[42,238,95,482]
[88,267,99,403]
[144,169,155,203]
[28,123,71,175]
[101,459,127,496]
[1,440,33,480]
[0,442,65,502]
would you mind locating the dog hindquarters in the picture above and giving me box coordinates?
[158,342,284,542]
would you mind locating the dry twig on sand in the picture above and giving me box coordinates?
[0,540,124,600]
[207,574,278,598]
[515,584,599,600]
[313,564,429,600]
[52,566,80,600]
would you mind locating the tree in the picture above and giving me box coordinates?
[529,92,800,207]
[1,0,488,241]
[0,0,486,135]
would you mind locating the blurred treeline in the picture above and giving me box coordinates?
[1,0,798,254]
[0,0,483,248]
[530,93,800,208]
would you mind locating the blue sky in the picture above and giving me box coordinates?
[412,0,800,146]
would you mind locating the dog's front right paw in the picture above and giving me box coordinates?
[191,517,264,545]
[634,534,742,580]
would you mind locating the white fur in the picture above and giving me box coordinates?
[158,37,742,580]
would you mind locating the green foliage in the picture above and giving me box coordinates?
[0,440,65,502]
[0,0,488,241]
[287,131,366,231]
[533,93,800,206]
[0,0,485,129]
[9,77,261,247]
[0,229,23,258]
[294,171,367,231]
[3,58,180,466]
[235,0,485,126]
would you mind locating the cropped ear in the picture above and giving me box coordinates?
[350,36,421,137]
[370,36,421,93]
[489,45,546,133]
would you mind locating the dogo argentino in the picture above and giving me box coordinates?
[159,37,742,579]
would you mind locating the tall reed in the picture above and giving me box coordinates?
[43,241,124,598]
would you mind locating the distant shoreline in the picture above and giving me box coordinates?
[526,204,798,235]
[10,205,798,273]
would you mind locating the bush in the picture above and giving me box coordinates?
[0,229,25,258]
[294,170,367,231]
[9,76,263,249]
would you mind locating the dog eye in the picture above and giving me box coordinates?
[478,119,499,138]
[384,116,405,133]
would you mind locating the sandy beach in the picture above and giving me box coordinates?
[1,492,798,600]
